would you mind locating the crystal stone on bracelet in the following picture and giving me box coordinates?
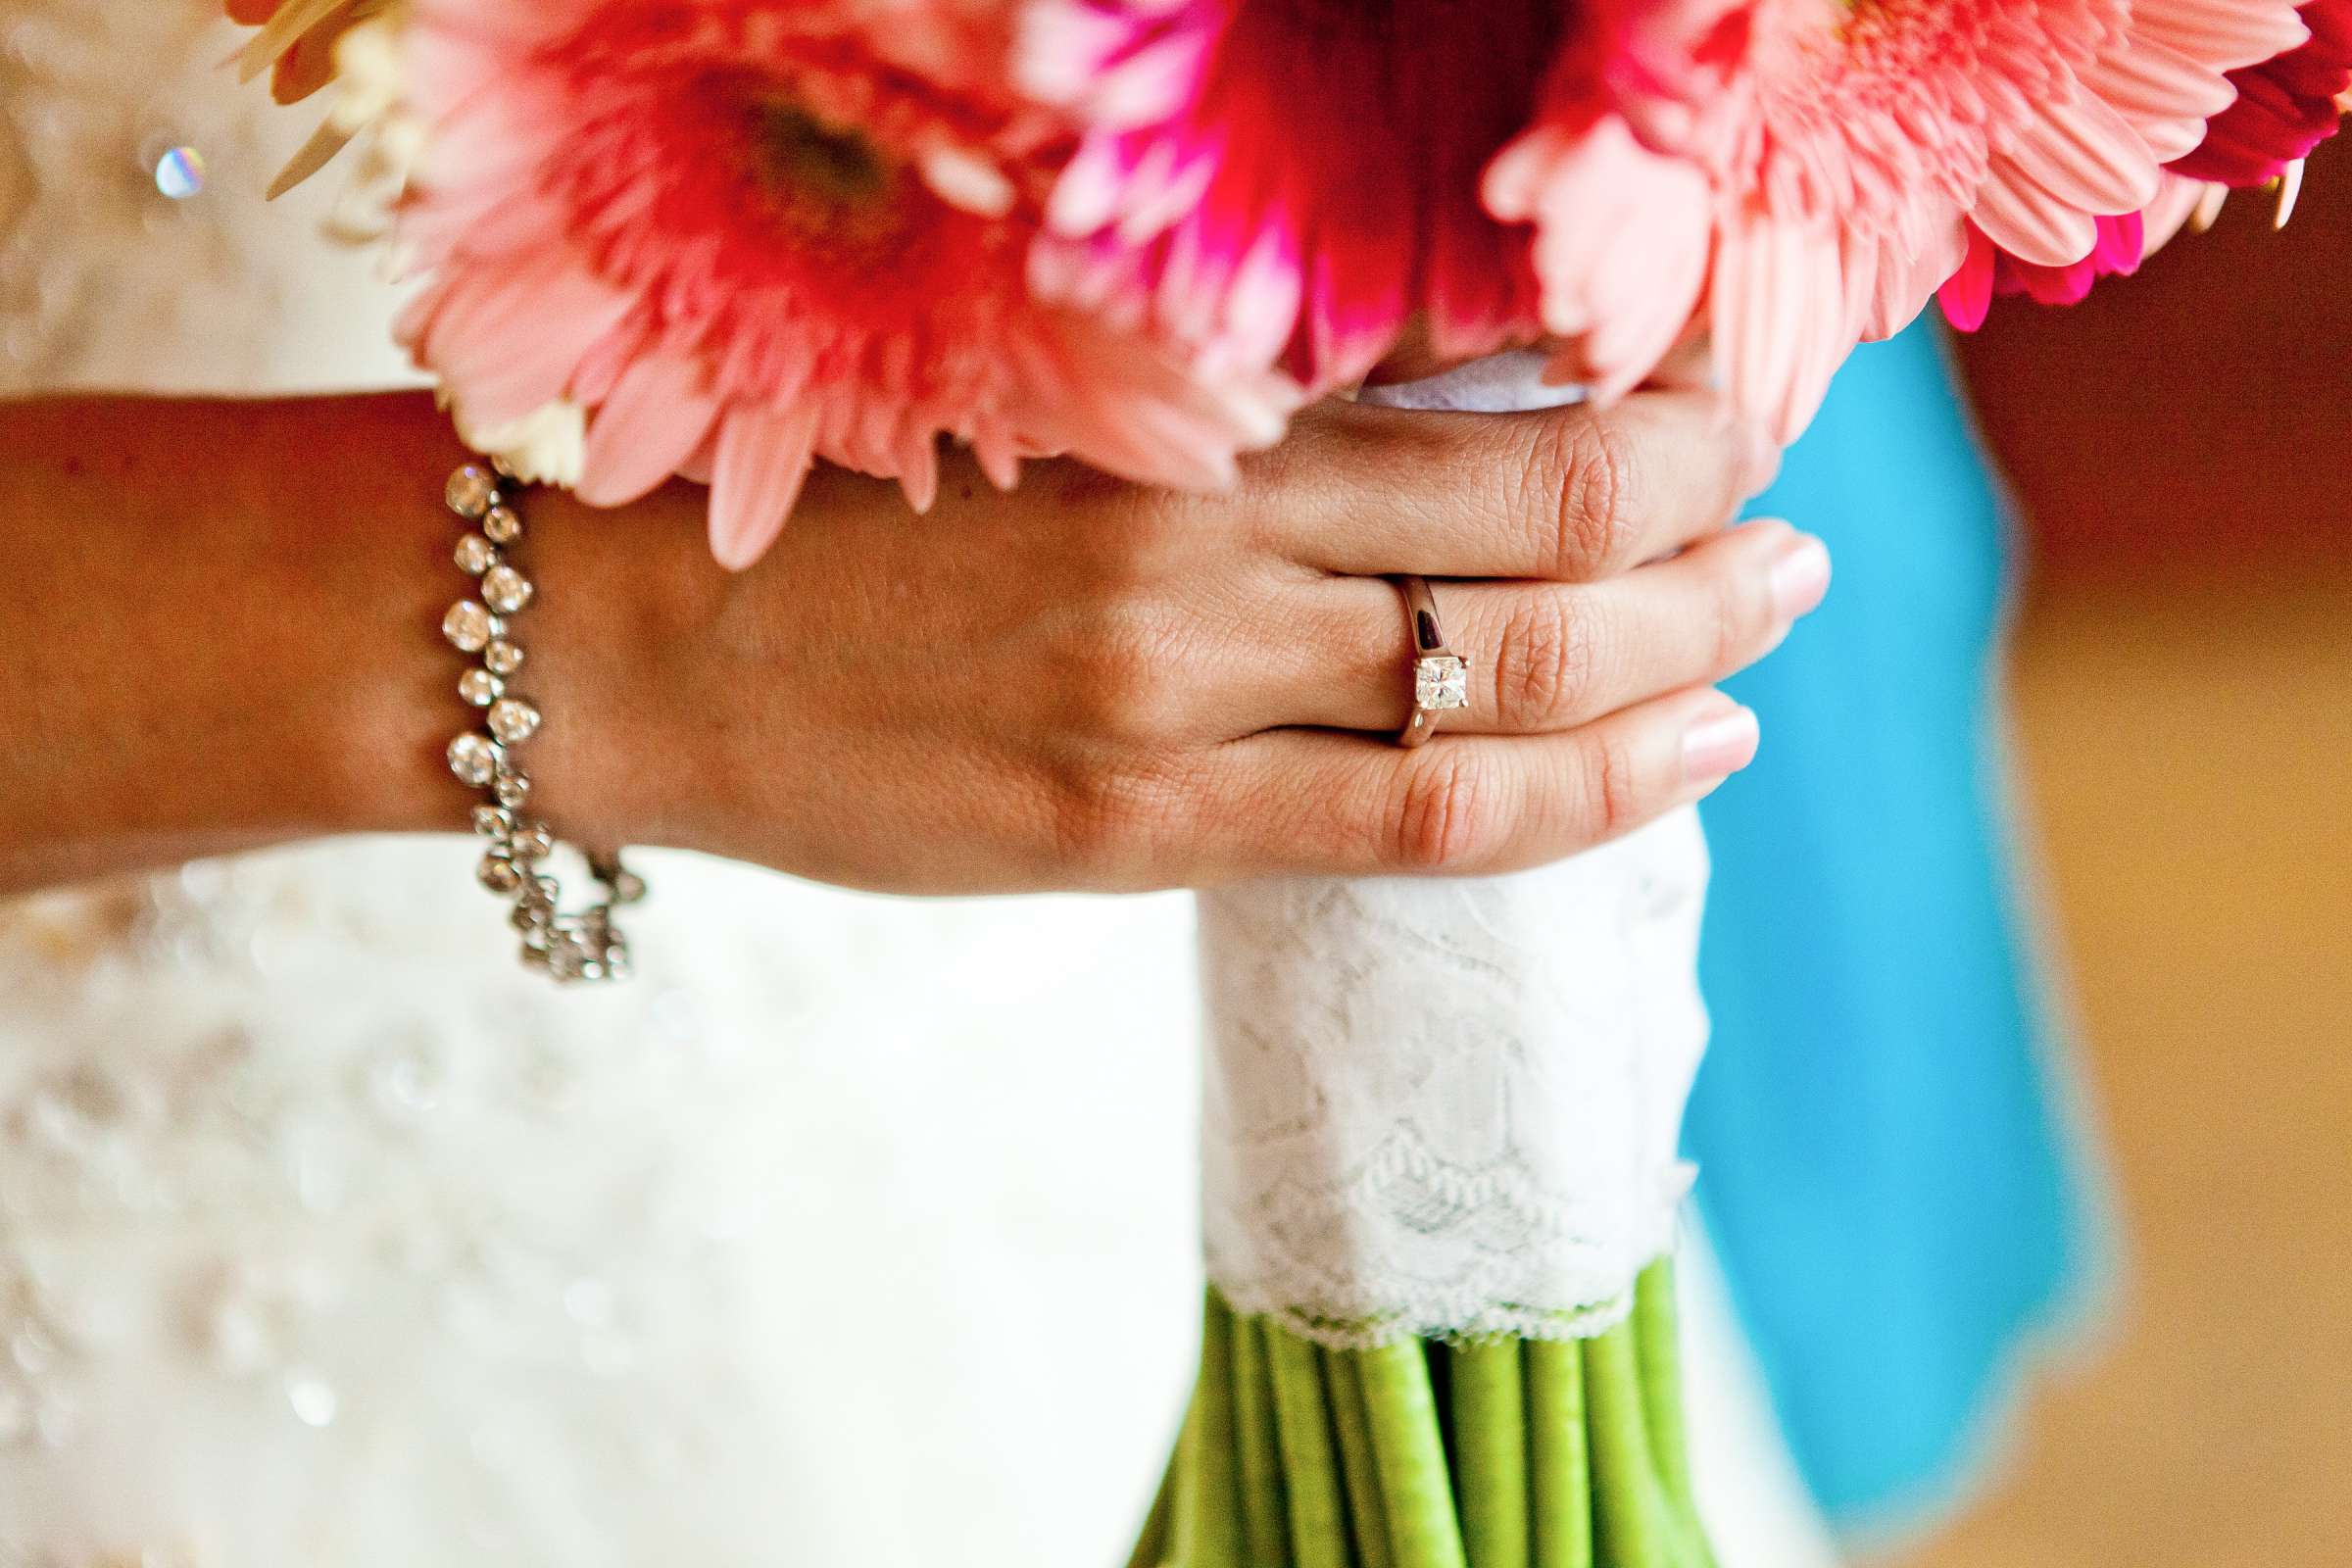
[481,564,532,615]
[438,461,635,983]
[445,465,498,519]
[447,734,498,788]
[442,601,497,653]
[487,698,540,746]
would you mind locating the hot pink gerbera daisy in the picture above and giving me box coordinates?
[2172,0,2352,184]
[1945,0,2352,326]
[391,0,1294,568]
[1017,0,1562,395]
[1938,213,2153,327]
[1487,0,2311,440]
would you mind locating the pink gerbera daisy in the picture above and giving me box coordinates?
[391,0,1294,568]
[1017,0,1563,395]
[1488,0,2310,440]
[1945,0,2352,327]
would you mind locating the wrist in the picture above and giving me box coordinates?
[461,473,721,858]
[284,394,501,843]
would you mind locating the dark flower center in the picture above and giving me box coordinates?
[749,100,894,207]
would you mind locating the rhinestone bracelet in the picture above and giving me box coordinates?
[438,463,642,983]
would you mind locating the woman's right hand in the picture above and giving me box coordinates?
[538,387,1827,894]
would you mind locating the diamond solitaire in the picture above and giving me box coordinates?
[1415,653,1469,711]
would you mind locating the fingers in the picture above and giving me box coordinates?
[1258,388,1781,582]
[1192,685,1759,882]
[1226,521,1829,738]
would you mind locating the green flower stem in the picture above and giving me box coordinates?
[1582,1320,1675,1568]
[1178,1292,1248,1568]
[1633,1261,1717,1568]
[1525,1339,1592,1568]
[1633,1261,1693,1510]
[1326,1346,1396,1568]
[1233,1314,1297,1565]
[1128,1441,1178,1568]
[1268,1327,1353,1568]
[1144,1262,1715,1568]
[1357,1341,1471,1568]
[1448,1340,1530,1568]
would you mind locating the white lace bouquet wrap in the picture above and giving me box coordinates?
[1199,814,1708,1348]
[1198,357,1710,1350]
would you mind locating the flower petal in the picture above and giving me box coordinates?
[709,405,821,572]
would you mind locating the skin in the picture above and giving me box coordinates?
[0,386,1826,898]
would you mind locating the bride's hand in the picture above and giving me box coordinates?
[0,389,1816,895]
[534,389,1823,893]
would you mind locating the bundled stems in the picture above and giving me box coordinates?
[1176,1292,1247,1567]
[1526,1339,1592,1568]
[1234,1315,1297,1565]
[1267,1331,1353,1568]
[1582,1319,1676,1568]
[1449,1340,1530,1568]
[1327,1343,1397,1568]
[1357,1341,1470,1568]
[1139,1264,1710,1568]
[1632,1258,1714,1568]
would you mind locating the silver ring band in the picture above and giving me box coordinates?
[1396,575,1469,748]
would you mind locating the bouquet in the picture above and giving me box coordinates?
[229,0,2348,1562]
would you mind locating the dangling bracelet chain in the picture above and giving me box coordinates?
[437,463,643,983]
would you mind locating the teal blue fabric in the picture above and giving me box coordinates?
[1690,324,2105,1525]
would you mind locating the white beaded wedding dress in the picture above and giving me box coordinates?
[0,6,1835,1565]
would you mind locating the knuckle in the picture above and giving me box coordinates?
[1492,592,1600,730]
[1584,729,1648,842]
[1045,749,1197,886]
[1544,415,1644,580]
[1707,544,1780,673]
[1060,601,1194,746]
[1388,747,1512,872]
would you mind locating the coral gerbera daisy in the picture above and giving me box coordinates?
[1488,0,2311,440]
[1017,0,1564,396]
[387,0,1294,568]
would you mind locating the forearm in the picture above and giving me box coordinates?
[0,393,563,892]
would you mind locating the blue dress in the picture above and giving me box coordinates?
[1690,324,2110,1529]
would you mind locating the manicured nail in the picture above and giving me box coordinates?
[1682,705,1760,789]
[1769,534,1832,620]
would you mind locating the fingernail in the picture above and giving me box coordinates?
[1740,424,1783,499]
[1769,535,1832,620]
[1682,705,1761,789]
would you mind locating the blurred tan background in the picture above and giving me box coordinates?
[1879,177,2352,1565]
